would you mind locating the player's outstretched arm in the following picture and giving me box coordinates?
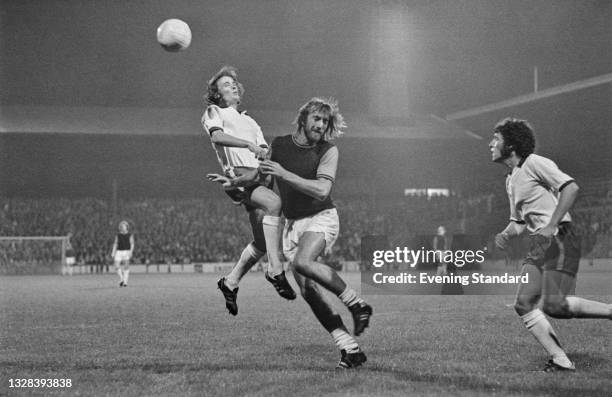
[206,168,260,188]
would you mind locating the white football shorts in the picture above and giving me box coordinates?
[114,250,132,262]
[283,208,339,263]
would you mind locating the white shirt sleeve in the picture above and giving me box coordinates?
[528,155,574,193]
[254,123,268,148]
[201,105,224,136]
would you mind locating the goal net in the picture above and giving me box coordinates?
[0,236,69,275]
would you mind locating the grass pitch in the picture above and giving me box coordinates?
[1,268,611,396]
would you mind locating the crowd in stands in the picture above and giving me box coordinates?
[1,179,610,271]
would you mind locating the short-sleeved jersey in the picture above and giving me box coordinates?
[117,233,132,250]
[505,154,574,233]
[65,240,75,258]
[432,235,450,251]
[271,135,337,220]
[201,105,267,174]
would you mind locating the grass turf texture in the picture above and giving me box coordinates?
[1,268,610,396]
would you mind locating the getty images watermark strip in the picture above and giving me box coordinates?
[360,235,611,295]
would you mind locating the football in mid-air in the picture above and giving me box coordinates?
[156,19,191,52]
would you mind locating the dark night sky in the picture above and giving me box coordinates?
[2,0,610,114]
[0,0,610,197]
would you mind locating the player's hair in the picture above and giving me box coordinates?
[118,220,129,231]
[205,66,244,106]
[493,118,536,158]
[294,97,346,141]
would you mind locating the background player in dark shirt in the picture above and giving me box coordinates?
[433,225,450,276]
[111,220,134,287]
[62,232,76,276]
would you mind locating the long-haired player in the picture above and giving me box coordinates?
[202,65,296,315]
[258,97,373,368]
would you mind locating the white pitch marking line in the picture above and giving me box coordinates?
[19,322,183,331]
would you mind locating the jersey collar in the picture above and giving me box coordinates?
[517,154,530,168]
[291,134,317,148]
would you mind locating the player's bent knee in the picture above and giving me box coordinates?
[543,299,573,319]
[266,197,282,215]
[256,193,281,215]
[514,299,536,316]
[293,260,314,277]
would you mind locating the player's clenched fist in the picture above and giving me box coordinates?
[494,232,510,250]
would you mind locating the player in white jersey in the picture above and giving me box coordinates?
[202,66,296,315]
[489,118,611,372]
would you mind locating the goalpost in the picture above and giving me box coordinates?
[0,236,69,275]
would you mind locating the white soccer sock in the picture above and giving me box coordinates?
[117,267,124,282]
[566,296,612,319]
[331,329,359,353]
[262,215,283,277]
[123,269,130,285]
[338,287,364,308]
[226,243,264,290]
[522,309,572,367]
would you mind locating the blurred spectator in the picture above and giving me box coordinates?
[1,183,610,272]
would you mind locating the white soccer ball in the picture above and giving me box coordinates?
[156,19,192,52]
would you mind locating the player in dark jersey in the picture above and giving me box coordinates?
[62,232,76,276]
[111,220,134,287]
[490,118,611,372]
[259,98,373,369]
[433,226,450,276]
[209,97,373,368]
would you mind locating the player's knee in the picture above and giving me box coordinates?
[542,299,573,319]
[293,259,314,278]
[514,298,536,316]
[293,259,307,274]
[259,196,281,215]
[267,196,282,215]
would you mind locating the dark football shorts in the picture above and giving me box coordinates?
[223,167,273,212]
[524,222,581,276]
